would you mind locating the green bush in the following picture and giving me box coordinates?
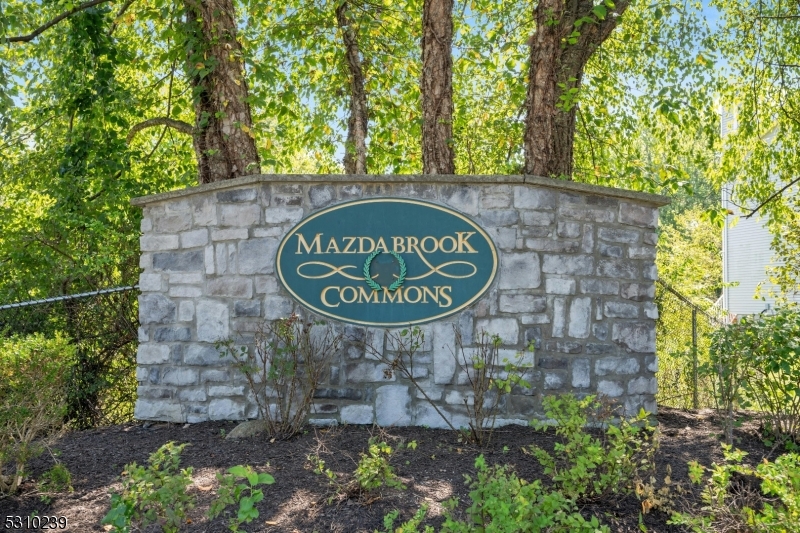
[208,465,275,532]
[102,442,195,533]
[39,462,73,496]
[354,438,405,493]
[0,333,74,494]
[670,446,800,532]
[703,307,800,446]
[440,455,609,533]
[529,394,658,502]
[378,505,434,533]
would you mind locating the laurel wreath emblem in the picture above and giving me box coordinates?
[363,250,406,292]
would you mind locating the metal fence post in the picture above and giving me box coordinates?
[692,308,698,410]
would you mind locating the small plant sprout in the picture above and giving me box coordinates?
[208,465,275,532]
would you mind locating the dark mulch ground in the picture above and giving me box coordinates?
[0,407,779,532]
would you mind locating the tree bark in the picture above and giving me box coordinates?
[183,0,260,183]
[336,1,368,174]
[421,0,455,174]
[524,0,629,178]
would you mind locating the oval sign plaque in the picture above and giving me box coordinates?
[276,198,498,326]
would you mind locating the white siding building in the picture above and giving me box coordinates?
[720,111,800,315]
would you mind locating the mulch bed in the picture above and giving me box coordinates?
[0,407,778,532]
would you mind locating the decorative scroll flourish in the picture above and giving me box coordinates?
[297,253,475,282]
[296,262,362,280]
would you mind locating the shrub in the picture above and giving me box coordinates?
[0,333,73,494]
[309,434,404,503]
[703,306,800,446]
[451,328,532,446]
[440,455,609,533]
[219,313,342,439]
[39,462,73,495]
[528,394,658,503]
[102,442,195,533]
[354,437,405,493]
[208,465,275,532]
[670,446,800,532]
[379,504,434,533]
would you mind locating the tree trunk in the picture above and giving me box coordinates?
[421,0,455,174]
[524,0,629,178]
[336,1,368,174]
[183,0,260,183]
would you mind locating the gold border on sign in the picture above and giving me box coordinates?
[275,197,499,327]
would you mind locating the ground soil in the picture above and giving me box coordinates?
[0,407,781,533]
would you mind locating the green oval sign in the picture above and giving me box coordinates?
[276,198,498,326]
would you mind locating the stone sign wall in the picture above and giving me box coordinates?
[132,175,669,426]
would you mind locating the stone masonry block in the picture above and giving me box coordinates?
[139,294,176,324]
[238,238,279,275]
[140,235,179,251]
[134,400,184,422]
[597,380,624,397]
[340,405,374,425]
[628,376,657,395]
[567,297,591,338]
[513,186,556,210]
[153,250,204,271]
[263,295,294,320]
[432,322,456,385]
[596,259,638,279]
[376,385,412,426]
[207,277,253,298]
[604,301,639,319]
[542,254,594,275]
[499,252,541,289]
[499,294,547,313]
[212,228,248,241]
[184,344,225,365]
[196,300,229,343]
[572,358,591,388]
[612,322,656,353]
[545,277,576,295]
[580,279,619,295]
[264,207,304,224]
[620,283,655,302]
[217,188,257,203]
[598,227,640,243]
[138,344,170,365]
[220,204,261,227]
[619,202,658,228]
[476,318,519,345]
[139,273,163,292]
[309,185,337,208]
[180,229,208,249]
[208,399,246,420]
[595,356,640,376]
[441,185,479,215]
[161,368,199,386]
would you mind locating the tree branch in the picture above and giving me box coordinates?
[4,0,114,43]
[108,0,137,36]
[743,175,800,218]
[127,118,193,144]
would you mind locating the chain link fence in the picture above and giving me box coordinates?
[0,285,139,428]
[655,280,726,410]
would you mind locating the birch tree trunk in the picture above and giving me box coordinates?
[421,0,455,174]
[524,0,629,178]
[184,0,261,183]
